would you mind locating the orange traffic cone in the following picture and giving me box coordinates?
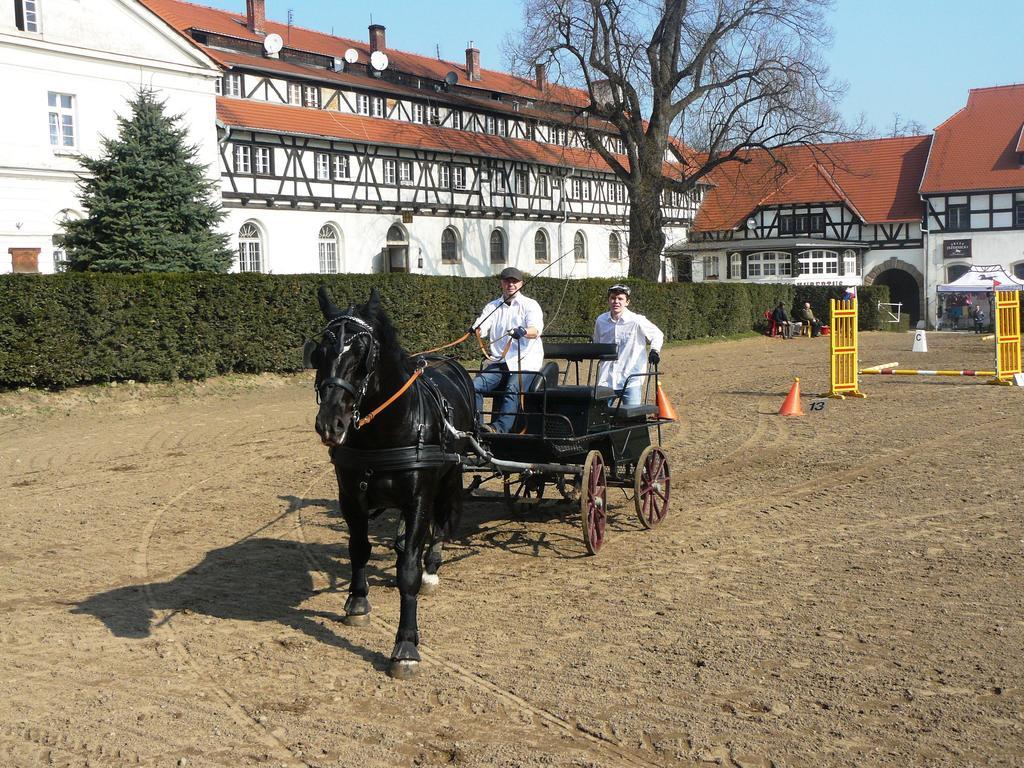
[778,377,804,416]
[656,382,678,421]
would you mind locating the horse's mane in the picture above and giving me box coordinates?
[353,299,414,375]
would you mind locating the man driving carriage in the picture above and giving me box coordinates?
[593,283,664,406]
[471,267,545,433]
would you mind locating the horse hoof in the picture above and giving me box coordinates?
[344,612,371,627]
[389,659,420,680]
[419,573,440,595]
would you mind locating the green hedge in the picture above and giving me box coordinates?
[0,273,888,389]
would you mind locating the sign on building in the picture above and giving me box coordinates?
[943,238,972,259]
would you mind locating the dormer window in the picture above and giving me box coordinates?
[15,0,40,32]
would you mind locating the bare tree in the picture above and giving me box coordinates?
[512,0,851,280]
[882,113,928,138]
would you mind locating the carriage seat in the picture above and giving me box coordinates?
[521,384,616,436]
[613,403,659,421]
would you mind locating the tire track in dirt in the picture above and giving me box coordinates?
[288,486,675,768]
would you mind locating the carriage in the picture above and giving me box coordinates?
[464,335,672,555]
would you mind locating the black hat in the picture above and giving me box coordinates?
[499,267,524,281]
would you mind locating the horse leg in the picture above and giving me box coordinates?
[340,497,372,626]
[421,467,461,595]
[390,501,431,679]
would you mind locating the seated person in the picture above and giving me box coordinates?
[471,267,544,433]
[801,302,822,337]
[593,283,664,406]
[772,302,794,339]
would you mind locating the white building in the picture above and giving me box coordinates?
[0,0,222,273]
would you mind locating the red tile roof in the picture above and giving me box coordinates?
[692,135,931,231]
[139,0,590,107]
[216,97,637,175]
[920,84,1024,194]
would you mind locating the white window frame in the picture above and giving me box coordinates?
[47,92,75,149]
[729,252,742,279]
[450,110,462,130]
[318,224,340,273]
[234,144,252,174]
[332,154,350,180]
[288,83,302,106]
[255,146,271,175]
[440,164,451,189]
[372,97,384,118]
[515,170,529,196]
[384,159,397,185]
[572,178,582,199]
[843,249,858,277]
[538,174,549,198]
[223,73,242,98]
[315,153,330,180]
[485,115,496,134]
[798,249,838,276]
[399,160,413,184]
[412,103,424,123]
[703,255,719,279]
[356,93,369,115]
[609,233,621,262]
[303,85,319,108]
[453,166,466,190]
[237,222,263,272]
[17,0,41,32]
[746,251,793,278]
[428,106,440,125]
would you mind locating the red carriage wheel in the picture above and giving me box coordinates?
[634,446,670,528]
[580,450,607,555]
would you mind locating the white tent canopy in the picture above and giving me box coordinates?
[937,265,1024,293]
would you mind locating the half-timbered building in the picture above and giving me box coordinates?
[919,84,1024,323]
[0,0,221,274]
[136,0,696,279]
[674,136,932,323]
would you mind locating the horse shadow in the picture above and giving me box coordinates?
[71,535,391,670]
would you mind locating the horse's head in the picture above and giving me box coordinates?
[305,286,383,447]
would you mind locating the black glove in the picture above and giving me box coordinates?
[510,326,528,340]
[648,349,660,365]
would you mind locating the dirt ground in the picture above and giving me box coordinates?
[2,330,1024,768]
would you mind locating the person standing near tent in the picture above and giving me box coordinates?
[593,284,664,406]
[973,305,986,333]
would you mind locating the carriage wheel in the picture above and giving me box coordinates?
[580,450,607,555]
[634,446,670,529]
[503,474,546,510]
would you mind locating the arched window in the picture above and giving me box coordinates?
[797,249,838,276]
[746,251,793,278]
[441,227,460,264]
[534,229,549,263]
[608,232,621,262]
[318,224,340,273]
[489,229,506,264]
[947,264,970,282]
[386,224,409,273]
[729,253,742,279]
[574,230,586,262]
[238,222,263,272]
[1013,263,1024,281]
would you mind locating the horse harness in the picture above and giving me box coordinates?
[316,315,465,484]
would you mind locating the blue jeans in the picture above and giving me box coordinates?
[609,386,641,408]
[474,363,536,433]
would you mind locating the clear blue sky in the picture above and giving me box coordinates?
[203,0,1021,133]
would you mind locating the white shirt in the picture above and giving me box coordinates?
[472,292,545,372]
[593,308,664,391]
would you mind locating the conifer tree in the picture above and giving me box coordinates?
[61,88,232,272]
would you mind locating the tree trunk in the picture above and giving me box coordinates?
[626,179,667,281]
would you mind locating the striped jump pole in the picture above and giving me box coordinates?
[861,368,996,377]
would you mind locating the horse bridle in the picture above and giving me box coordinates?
[315,315,380,425]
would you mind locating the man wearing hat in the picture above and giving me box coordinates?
[471,267,545,433]
[593,283,663,406]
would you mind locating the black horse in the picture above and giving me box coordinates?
[306,286,476,678]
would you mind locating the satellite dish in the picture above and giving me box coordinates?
[746,218,757,230]
[444,71,458,86]
[263,33,283,56]
[370,50,389,72]
[343,48,359,64]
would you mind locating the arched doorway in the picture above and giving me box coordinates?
[873,268,921,325]
[386,225,408,273]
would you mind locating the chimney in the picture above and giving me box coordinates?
[369,24,386,53]
[466,44,481,82]
[246,0,266,35]
[535,63,546,92]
